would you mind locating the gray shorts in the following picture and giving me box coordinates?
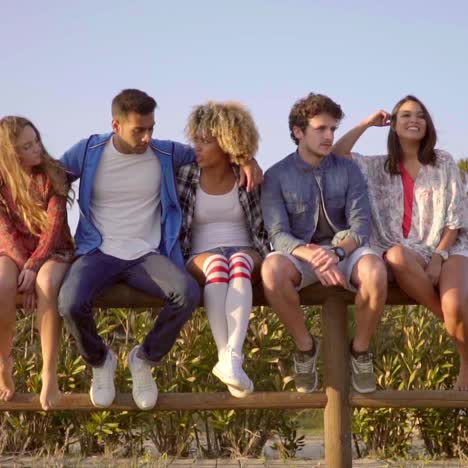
[267,246,379,292]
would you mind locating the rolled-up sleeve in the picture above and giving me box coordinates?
[261,169,304,253]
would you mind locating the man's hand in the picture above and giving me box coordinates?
[425,255,443,287]
[239,159,263,192]
[362,110,391,128]
[17,269,37,293]
[302,244,338,273]
[316,266,347,288]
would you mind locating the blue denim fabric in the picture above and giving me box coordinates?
[58,251,200,366]
[261,152,371,254]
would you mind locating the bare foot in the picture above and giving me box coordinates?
[40,372,62,410]
[454,362,468,391]
[0,356,15,401]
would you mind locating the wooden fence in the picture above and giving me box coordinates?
[3,283,468,467]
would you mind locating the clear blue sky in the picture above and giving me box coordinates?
[2,0,467,230]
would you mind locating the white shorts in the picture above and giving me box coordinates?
[267,246,380,292]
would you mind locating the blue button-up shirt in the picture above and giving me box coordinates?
[261,151,371,254]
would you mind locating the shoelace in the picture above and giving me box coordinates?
[134,360,155,392]
[353,355,373,373]
[295,355,316,374]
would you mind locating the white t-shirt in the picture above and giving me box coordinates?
[90,138,162,260]
[191,182,252,254]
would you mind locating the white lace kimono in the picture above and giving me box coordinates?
[351,150,468,263]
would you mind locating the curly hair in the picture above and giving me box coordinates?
[0,116,73,236]
[185,101,259,165]
[385,95,437,175]
[288,93,344,145]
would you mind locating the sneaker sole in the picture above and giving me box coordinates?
[351,376,376,394]
[227,384,253,398]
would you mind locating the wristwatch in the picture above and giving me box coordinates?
[330,246,346,262]
[433,249,449,261]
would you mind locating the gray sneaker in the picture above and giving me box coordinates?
[350,352,376,393]
[293,338,321,393]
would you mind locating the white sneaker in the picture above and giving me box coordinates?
[213,346,253,395]
[128,345,158,410]
[90,349,117,408]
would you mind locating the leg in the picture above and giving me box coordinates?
[35,260,70,410]
[350,254,387,353]
[385,245,442,318]
[58,252,126,366]
[261,254,312,351]
[0,257,19,401]
[188,253,229,355]
[126,254,200,363]
[439,255,468,390]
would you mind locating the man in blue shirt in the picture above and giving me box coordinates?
[261,93,387,394]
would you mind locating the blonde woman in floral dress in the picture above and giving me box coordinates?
[0,117,74,409]
[333,95,468,390]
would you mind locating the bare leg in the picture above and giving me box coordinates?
[439,255,468,390]
[351,255,387,352]
[261,255,313,351]
[35,260,70,410]
[0,257,19,401]
[385,245,442,319]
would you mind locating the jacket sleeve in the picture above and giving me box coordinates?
[172,141,196,170]
[59,138,90,182]
[0,203,29,271]
[443,152,466,230]
[334,161,370,247]
[261,169,304,253]
[23,194,68,273]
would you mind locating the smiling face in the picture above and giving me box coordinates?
[293,113,338,162]
[393,100,427,143]
[16,125,43,171]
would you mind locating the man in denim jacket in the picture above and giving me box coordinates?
[261,93,387,394]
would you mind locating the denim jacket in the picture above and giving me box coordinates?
[59,133,195,268]
[261,151,371,254]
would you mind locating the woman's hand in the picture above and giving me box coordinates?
[425,255,443,287]
[362,110,392,128]
[22,291,37,313]
[17,268,37,293]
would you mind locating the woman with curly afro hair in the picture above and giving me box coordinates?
[177,101,270,397]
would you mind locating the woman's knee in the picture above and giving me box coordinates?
[384,245,409,267]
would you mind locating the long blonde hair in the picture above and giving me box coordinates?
[0,116,73,236]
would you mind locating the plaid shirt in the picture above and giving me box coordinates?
[177,163,271,261]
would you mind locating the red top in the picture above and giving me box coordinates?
[0,172,74,272]
[400,162,415,238]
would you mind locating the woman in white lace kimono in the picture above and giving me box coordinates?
[333,95,468,390]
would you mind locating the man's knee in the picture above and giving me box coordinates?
[261,255,294,289]
[356,255,388,296]
[172,272,201,313]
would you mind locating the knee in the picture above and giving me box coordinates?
[261,255,286,288]
[172,273,201,313]
[57,284,86,322]
[441,291,466,325]
[35,274,61,302]
[385,245,408,268]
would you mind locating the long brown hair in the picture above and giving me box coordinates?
[385,95,437,175]
[0,116,73,236]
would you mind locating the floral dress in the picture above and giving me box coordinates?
[0,172,75,272]
[351,150,468,263]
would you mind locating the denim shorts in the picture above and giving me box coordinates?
[267,246,379,292]
[186,245,252,266]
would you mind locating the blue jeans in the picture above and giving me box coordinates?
[58,251,200,366]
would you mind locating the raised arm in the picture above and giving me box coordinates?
[333,110,391,157]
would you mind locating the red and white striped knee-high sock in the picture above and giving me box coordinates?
[203,254,230,355]
[225,252,254,355]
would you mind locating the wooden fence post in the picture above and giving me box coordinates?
[322,296,352,468]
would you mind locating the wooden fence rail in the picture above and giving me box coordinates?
[4,283,468,468]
